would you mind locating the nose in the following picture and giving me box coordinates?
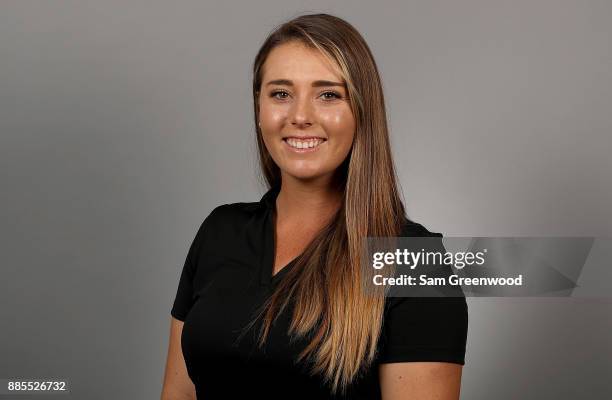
[289,94,313,128]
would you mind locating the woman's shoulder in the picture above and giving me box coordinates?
[400,218,443,238]
[196,198,267,235]
[380,219,468,365]
[205,200,261,220]
[188,199,266,256]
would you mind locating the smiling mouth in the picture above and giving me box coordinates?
[283,137,327,149]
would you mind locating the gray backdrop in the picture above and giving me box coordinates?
[1,1,610,399]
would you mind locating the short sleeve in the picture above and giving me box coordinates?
[377,221,469,364]
[170,209,216,321]
[377,296,468,364]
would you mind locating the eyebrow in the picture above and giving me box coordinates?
[265,79,346,88]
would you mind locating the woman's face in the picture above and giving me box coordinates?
[258,41,356,184]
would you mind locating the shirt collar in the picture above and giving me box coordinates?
[259,185,280,210]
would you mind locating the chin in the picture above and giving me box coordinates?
[283,168,329,182]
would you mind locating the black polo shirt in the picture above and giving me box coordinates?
[171,186,468,399]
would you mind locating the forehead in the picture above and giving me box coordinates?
[262,41,344,83]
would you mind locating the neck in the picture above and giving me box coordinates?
[275,173,343,223]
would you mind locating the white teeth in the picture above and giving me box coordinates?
[286,138,323,149]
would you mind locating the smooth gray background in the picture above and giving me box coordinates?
[1,1,610,399]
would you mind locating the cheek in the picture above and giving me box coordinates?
[259,101,286,128]
[320,109,355,145]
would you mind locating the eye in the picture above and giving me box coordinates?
[270,90,289,100]
[320,91,342,100]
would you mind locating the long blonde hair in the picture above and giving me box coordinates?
[251,13,406,393]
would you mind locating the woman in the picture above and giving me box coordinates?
[161,13,468,400]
